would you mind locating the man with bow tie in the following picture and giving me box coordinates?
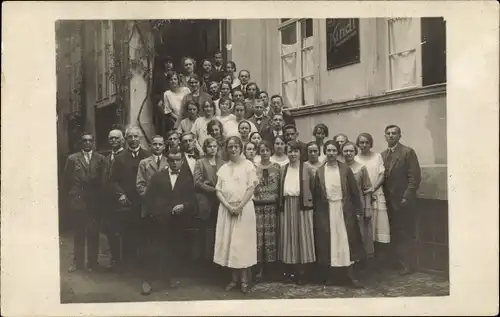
[63,132,105,273]
[234,69,251,97]
[381,124,421,276]
[109,126,150,269]
[180,132,200,179]
[248,99,271,133]
[140,149,196,295]
[261,113,286,144]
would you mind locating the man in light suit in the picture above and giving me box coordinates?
[381,124,421,276]
[136,135,169,207]
[63,132,105,272]
[140,149,196,295]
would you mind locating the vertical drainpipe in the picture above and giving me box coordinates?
[79,20,88,134]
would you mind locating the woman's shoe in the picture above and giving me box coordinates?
[240,282,250,294]
[225,281,238,291]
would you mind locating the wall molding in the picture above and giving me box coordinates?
[290,83,447,117]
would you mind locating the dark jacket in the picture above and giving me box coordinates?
[63,151,105,213]
[381,143,421,211]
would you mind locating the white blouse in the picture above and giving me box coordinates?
[270,155,289,167]
[163,87,191,116]
[283,164,300,196]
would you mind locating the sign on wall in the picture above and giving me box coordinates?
[326,18,360,70]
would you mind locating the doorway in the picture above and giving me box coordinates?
[151,19,227,136]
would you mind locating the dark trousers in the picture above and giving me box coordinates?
[103,206,141,266]
[143,220,184,283]
[72,210,99,268]
[387,201,416,269]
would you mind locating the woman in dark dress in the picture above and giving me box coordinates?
[312,140,365,288]
[193,137,225,265]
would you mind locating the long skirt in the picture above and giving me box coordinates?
[255,203,278,263]
[278,196,315,264]
[213,200,257,269]
[372,189,391,243]
[358,216,375,257]
[328,199,352,267]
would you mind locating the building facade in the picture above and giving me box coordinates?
[56,18,448,272]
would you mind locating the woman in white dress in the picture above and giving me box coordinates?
[312,140,365,288]
[355,133,391,256]
[159,71,191,133]
[214,136,259,294]
[270,135,289,167]
[191,100,219,153]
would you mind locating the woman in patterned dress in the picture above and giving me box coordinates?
[342,141,375,260]
[355,133,391,267]
[278,140,316,285]
[213,136,259,294]
[253,140,280,282]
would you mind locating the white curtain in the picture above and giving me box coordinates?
[388,18,417,90]
[283,81,297,108]
[302,76,314,105]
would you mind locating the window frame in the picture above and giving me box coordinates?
[384,17,423,93]
[278,18,315,108]
[94,20,115,103]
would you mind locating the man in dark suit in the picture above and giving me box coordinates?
[283,124,308,162]
[101,129,126,270]
[234,69,251,96]
[247,99,271,133]
[261,113,286,144]
[109,126,150,268]
[211,51,225,82]
[180,132,200,179]
[140,149,196,295]
[381,124,421,276]
[269,94,296,126]
[259,90,271,117]
[63,132,105,272]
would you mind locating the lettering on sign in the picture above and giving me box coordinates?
[326,18,361,70]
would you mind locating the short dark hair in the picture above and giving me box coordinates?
[313,123,329,137]
[187,73,200,83]
[341,141,358,155]
[220,81,232,93]
[283,124,297,134]
[166,148,183,160]
[186,100,200,111]
[385,124,402,134]
[202,137,218,153]
[201,100,217,114]
[226,61,237,71]
[249,132,261,143]
[214,51,223,57]
[270,94,283,103]
[257,140,274,155]
[246,82,260,96]
[356,132,374,148]
[151,135,165,143]
[333,133,349,143]
[166,130,179,139]
[323,140,339,155]
[238,120,251,130]
[80,132,94,140]
[286,140,302,154]
[306,141,319,151]
[233,101,246,113]
[207,119,224,136]
[181,131,195,140]
[165,71,180,83]
[225,136,243,153]
[259,90,268,97]
[243,141,256,152]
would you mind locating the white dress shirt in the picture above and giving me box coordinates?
[185,153,196,174]
[169,169,179,188]
[82,150,92,164]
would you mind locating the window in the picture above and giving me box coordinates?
[387,17,421,90]
[421,17,446,86]
[279,18,315,108]
[94,20,115,102]
[387,17,446,91]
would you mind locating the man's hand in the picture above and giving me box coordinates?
[118,194,128,205]
[401,198,408,206]
[172,204,185,215]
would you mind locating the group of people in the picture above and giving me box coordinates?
[62,52,422,297]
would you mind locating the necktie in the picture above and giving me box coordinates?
[111,152,115,162]
[157,157,161,169]
[84,152,90,164]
